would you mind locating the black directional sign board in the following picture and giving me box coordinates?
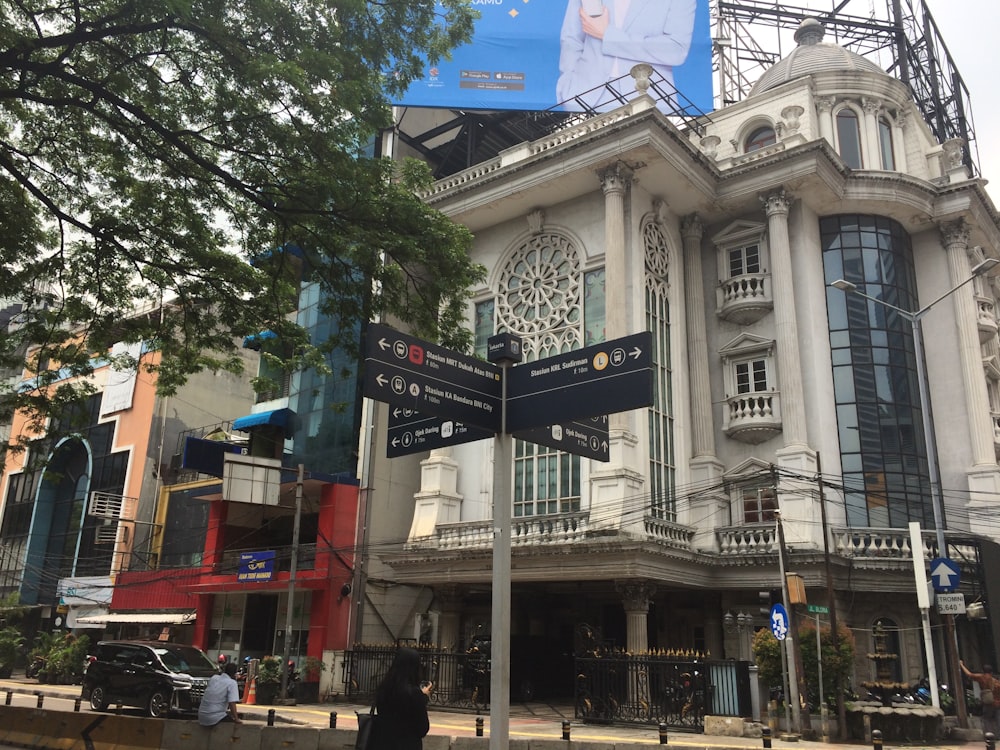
[387,408,494,458]
[506,331,654,433]
[364,323,502,432]
[514,415,610,462]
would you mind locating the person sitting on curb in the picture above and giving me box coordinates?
[199,661,243,727]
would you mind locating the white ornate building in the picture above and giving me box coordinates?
[356,19,1000,701]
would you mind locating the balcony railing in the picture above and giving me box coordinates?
[716,273,773,324]
[722,392,782,444]
[976,295,998,343]
[418,512,592,552]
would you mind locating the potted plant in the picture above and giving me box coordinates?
[255,656,282,704]
[295,655,325,703]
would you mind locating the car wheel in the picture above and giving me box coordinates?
[146,690,170,718]
[89,685,109,711]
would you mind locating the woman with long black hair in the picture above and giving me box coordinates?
[372,648,433,750]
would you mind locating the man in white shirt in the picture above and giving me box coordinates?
[198,662,243,727]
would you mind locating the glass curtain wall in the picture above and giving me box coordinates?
[822,215,934,528]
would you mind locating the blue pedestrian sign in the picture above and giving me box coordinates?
[770,603,790,641]
[930,557,961,593]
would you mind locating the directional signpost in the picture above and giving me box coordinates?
[363,323,502,432]
[363,325,655,750]
[387,408,494,458]
[506,331,653,433]
[514,415,610,462]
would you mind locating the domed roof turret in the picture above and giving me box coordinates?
[750,18,887,95]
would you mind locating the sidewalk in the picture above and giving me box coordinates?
[0,677,979,750]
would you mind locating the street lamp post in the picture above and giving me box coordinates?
[830,256,999,727]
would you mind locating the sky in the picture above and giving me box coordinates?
[921,0,1000,202]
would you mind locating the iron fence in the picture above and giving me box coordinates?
[344,646,752,730]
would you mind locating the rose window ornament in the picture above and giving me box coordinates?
[497,233,582,337]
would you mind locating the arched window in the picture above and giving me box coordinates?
[745,126,777,153]
[878,117,895,170]
[836,109,863,168]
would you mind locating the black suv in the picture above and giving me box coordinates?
[81,641,219,717]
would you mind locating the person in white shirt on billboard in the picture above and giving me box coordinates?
[557,0,697,112]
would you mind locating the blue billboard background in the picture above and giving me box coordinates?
[395,0,713,114]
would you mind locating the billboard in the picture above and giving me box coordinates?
[396,0,713,114]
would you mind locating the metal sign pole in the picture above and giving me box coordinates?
[489,360,512,750]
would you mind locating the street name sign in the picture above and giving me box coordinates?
[387,408,494,458]
[514,415,610,462]
[364,323,502,432]
[806,604,829,615]
[506,331,654,433]
[936,592,966,615]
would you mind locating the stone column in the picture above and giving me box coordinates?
[861,98,882,168]
[892,111,908,172]
[940,221,995,467]
[816,96,835,145]
[681,214,715,459]
[588,164,643,534]
[617,580,655,654]
[434,586,462,694]
[763,190,809,449]
[600,162,633,343]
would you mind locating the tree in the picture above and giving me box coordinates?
[0,0,483,442]
[753,621,855,708]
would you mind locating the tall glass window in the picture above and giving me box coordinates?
[823,215,932,528]
[836,109,863,169]
[643,220,675,522]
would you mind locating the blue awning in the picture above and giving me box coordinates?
[242,330,278,350]
[232,408,295,432]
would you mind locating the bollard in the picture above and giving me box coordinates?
[562,720,571,741]
[987,732,996,750]
[267,708,276,726]
[658,722,668,744]
[762,726,772,750]
[5,691,11,706]
[476,717,484,737]
[329,711,337,729]
[872,728,883,750]
[35,692,43,708]
[74,698,81,712]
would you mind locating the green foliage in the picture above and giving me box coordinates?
[0,0,484,448]
[0,626,24,671]
[301,655,326,681]
[753,621,855,707]
[37,632,90,684]
[752,627,784,690]
[257,655,282,684]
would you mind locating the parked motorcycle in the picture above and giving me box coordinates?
[25,655,45,679]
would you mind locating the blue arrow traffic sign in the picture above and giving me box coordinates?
[770,603,789,641]
[929,557,961,592]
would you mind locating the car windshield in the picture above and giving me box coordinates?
[154,645,219,677]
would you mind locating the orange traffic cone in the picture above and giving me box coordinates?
[244,677,257,705]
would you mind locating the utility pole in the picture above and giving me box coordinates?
[775,510,802,734]
[280,463,304,702]
[817,454,847,739]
